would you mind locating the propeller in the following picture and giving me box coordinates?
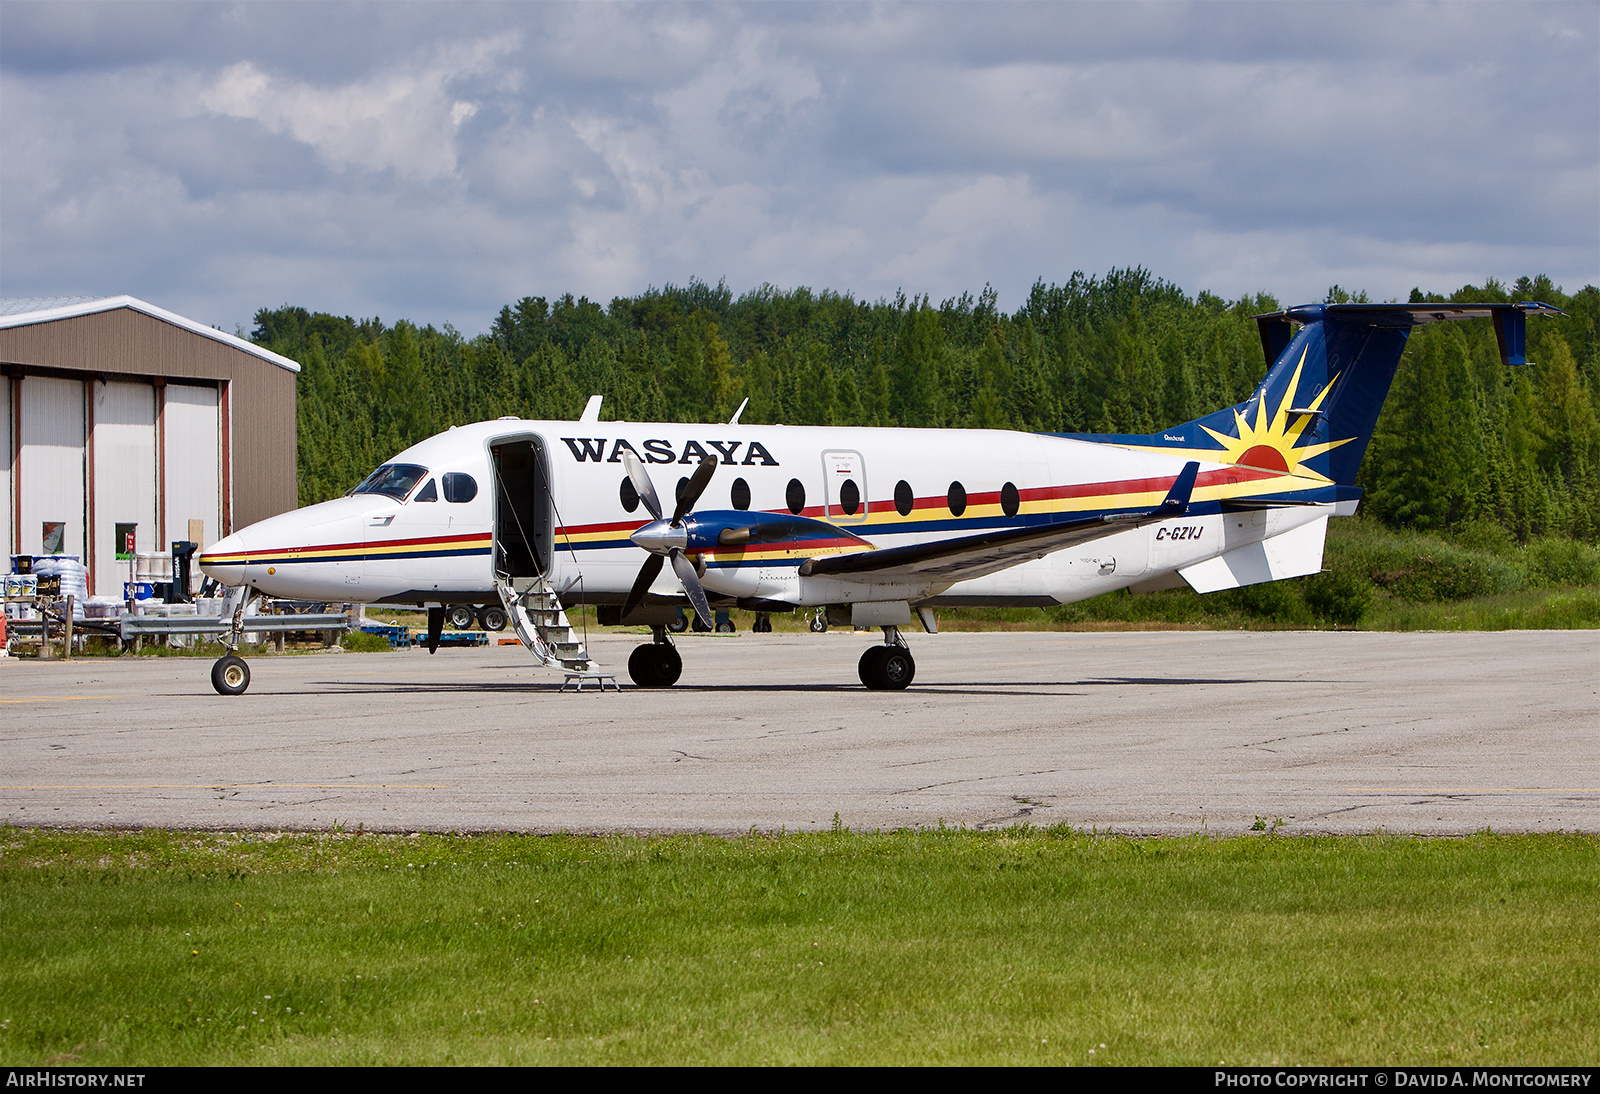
[621,451,719,627]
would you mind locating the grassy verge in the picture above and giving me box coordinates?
[2,828,1595,1065]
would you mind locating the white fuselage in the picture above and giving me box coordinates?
[199,418,1335,609]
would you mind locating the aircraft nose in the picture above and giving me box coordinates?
[198,529,251,586]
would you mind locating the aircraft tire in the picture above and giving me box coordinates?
[211,654,251,696]
[667,612,688,634]
[809,610,828,633]
[858,646,888,688]
[478,606,507,632]
[879,648,915,691]
[446,605,475,629]
[628,643,682,688]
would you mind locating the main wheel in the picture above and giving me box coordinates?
[753,613,771,633]
[211,654,251,696]
[446,604,476,629]
[858,646,888,688]
[477,606,507,631]
[666,612,688,634]
[809,610,828,633]
[879,647,915,690]
[628,643,683,688]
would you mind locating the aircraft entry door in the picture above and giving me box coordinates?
[491,437,552,577]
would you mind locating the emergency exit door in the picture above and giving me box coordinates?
[821,450,869,524]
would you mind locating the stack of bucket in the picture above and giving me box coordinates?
[23,556,88,618]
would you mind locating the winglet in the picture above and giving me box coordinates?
[1153,461,1200,518]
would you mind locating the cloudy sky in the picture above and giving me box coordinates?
[2,1,1595,336]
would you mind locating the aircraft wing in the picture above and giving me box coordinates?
[799,462,1200,585]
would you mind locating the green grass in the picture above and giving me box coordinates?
[2,828,1595,1065]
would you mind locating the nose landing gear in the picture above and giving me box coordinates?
[211,587,258,695]
[858,626,914,690]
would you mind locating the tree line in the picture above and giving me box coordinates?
[252,270,1600,542]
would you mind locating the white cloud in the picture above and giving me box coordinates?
[199,35,517,181]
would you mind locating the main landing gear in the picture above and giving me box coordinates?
[628,628,682,688]
[858,626,915,691]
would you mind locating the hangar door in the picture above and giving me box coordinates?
[1,375,11,564]
[92,380,158,597]
[161,383,221,557]
[18,375,86,562]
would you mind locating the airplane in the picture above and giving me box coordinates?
[198,300,1564,695]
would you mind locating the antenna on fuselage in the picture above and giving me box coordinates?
[728,397,749,425]
[578,394,603,423]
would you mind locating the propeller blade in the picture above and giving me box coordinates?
[670,549,714,629]
[621,449,663,521]
[672,456,718,524]
[622,552,665,619]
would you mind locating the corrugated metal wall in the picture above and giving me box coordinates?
[2,305,297,594]
[0,306,295,534]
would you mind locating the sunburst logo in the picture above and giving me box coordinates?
[1201,349,1351,479]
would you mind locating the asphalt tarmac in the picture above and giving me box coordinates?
[2,629,1596,836]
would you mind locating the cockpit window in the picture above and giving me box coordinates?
[413,478,439,502]
[442,472,478,503]
[352,463,429,501]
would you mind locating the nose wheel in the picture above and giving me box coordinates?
[211,653,251,696]
[858,628,914,690]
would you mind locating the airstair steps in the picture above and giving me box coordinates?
[494,574,598,672]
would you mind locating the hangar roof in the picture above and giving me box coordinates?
[0,295,300,373]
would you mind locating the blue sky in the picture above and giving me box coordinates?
[2,1,1595,336]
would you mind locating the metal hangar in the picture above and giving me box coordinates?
[1,296,299,598]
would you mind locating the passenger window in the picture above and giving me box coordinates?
[731,477,751,511]
[1001,482,1020,518]
[894,480,914,517]
[839,479,860,516]
[413,479,438,502]
[442,473,477,503]
[621,477,640,513]
[786,478,806,515]
[947,481,967,517]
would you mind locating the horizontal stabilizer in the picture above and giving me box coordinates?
[1180,516,1328,594]
[1254,301,1566,368]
